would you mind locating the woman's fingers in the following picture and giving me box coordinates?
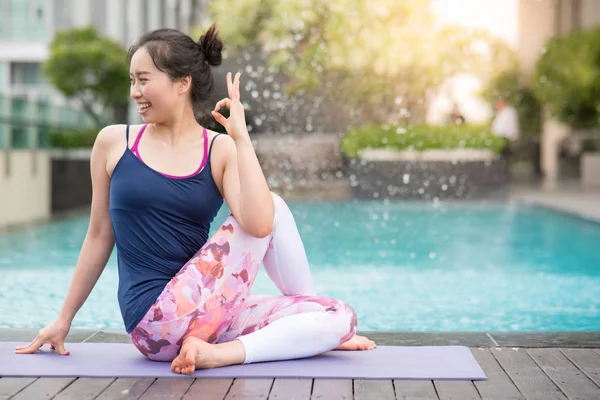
[211,110,227,126]
[233,72,241,102]
[15,337,69,355]
[14,337,44,354]
[226,72,242,101]
[226,72,233,98]
[53,342,70,356]
[214,97,232,113]
[14,337,40,351]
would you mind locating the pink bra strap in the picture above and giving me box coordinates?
[130,124,148,156]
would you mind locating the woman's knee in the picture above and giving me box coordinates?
[270,191,292,224]
[305,296,358,342]
[270,191,285,210]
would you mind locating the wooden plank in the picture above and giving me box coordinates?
[0,378,37,400]
[139,378,194,400]
[224,379,273,400]
[471,348,524,400]
[53,378,115,400]
[491,348,567,400]
[527,348,600,400]
[10,378,75,400]
[354,379,395,400]
[96,378,155,400]
[311,379,352,400]
[434,381,481,400]
[182,379,233,400]
[560,348,600,387]
[393,380,438,400]
[268,378,312,400]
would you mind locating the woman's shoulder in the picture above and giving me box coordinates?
[206,129,235,157]
[95,124,145,149]
[95,124,127,145]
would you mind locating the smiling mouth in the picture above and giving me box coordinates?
[138,103,152,112]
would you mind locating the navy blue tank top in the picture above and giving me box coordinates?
[109,125,224,333]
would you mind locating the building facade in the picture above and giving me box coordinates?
[0,0,205,107]
[0,0,206,228]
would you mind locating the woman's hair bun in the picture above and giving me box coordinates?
[198,23,223,67]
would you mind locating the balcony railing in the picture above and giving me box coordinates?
[0,94,96,150]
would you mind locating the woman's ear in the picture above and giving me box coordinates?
[178,76,192,94]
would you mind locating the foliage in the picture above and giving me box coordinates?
[49,128,99,149]
[340,123,507,157]
[203,0,516,125]
[532,27,600,129]
[481,70,542,137]
[582,137,600,153]
[44,26,130,127]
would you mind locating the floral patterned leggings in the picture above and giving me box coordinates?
[129,193,357,364]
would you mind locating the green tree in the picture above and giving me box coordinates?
[44,26,130,126]
[532,27,600,129]
[203,0,516,125]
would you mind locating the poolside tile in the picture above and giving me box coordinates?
[85,330,132,344]
[0,328,98,343]
[489,332,600,347]
[358,331,496,346]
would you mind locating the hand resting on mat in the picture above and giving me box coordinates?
[15,319,71,355]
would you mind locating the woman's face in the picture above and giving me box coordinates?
[129,46,184,124]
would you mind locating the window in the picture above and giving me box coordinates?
[10,62,44,88]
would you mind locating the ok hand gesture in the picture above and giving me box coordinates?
[211,72,249,141]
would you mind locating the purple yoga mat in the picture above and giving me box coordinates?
[1,342,486,380]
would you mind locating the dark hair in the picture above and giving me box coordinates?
[128,23,223,112]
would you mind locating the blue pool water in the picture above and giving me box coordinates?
[1,200,599,332]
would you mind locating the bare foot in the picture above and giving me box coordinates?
[335,334,376,351]
[171,336,245,375]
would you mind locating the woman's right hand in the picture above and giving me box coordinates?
[15,319,71,355]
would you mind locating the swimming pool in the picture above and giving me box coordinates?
[1,200,599,332]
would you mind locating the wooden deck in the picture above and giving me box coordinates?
[1,347,599,399]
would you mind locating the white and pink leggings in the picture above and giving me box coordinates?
[129,193,358,364]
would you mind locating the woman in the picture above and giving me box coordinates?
[15,24,375,375]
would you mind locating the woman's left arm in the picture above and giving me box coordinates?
[212,72,274,238]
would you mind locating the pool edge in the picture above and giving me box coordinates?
[2,328,599,348]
